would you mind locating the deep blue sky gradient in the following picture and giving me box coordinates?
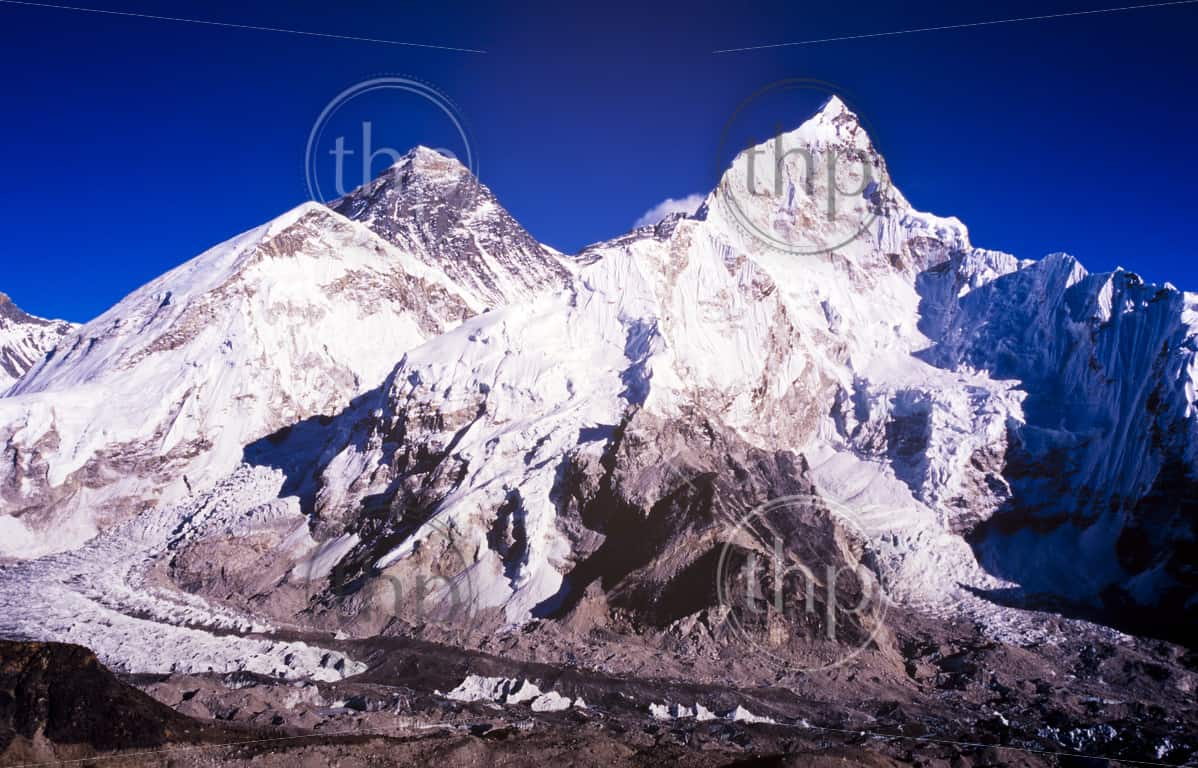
[1,0,1195,322]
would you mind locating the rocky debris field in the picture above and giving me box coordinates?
[4,618,1194,768]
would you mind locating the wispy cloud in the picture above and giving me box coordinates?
[633,194,705,228]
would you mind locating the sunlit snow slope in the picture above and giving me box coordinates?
[0,196,482,556]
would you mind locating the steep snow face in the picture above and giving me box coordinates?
[332,146,571,308]
[925,255,1198,610]
[928,256,1198,517]
[0,203,476,557]
[305,278,637,623]
[0,293,74,393]
[705,94,906,263]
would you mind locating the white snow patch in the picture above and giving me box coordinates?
[443,675,542,705]
[726,705,776,724]
[530,691,573,712]
[650,702,765,724]
[441,674,585,712]
[295,534,360,581]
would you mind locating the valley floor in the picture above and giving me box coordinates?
[0,468,1195,767]
[1,621,1195,767]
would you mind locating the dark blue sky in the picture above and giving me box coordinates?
[1,0,1195,322]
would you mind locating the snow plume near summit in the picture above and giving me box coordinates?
[633,193,705,227]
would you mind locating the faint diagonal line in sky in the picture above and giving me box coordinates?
[713,0,1198,53]
[0,0,487,53]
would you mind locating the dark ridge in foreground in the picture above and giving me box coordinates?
[0,640,247,764]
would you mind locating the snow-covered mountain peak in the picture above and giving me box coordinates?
[785,93,878,155]
[359,145,472,197]
[332,145,570,307]
[11,203,402,394]
[398,144,468,171]
[265,200,329,232]
[702,96,911,266]
[810,93,857,125]
[0,292,63,330]
[0,293,74,394]
[0,293,21,321]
